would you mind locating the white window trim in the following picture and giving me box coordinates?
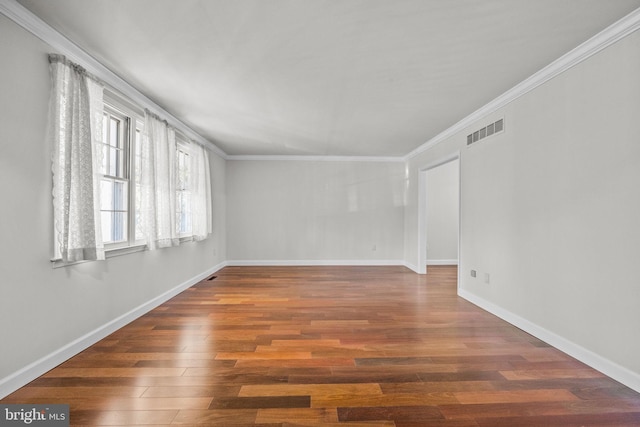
[102,95,142,251]
[100,106,130,249]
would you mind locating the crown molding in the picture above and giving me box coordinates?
[4,0,639,163]
[0,0,228,159]
[226,154,405,162]
[404,6,640,161]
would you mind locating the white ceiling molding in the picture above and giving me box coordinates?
[0,0,227,159]
[226,155,404,163]
[404,6,640,162]
[3,0,640,163]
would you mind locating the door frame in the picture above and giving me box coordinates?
[417,151,461,276]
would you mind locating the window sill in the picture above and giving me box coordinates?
[51,244,147,268]
[49,236,202,268]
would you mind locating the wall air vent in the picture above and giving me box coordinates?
[467,118,504,146]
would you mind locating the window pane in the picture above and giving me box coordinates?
[135,183,144,241]
[177,190,192,234]
[108,147,117,176]
[113,181,128,211]
[176,191,183,233]
[100,179,113,211]
[100,180,128,210]
[134,127,143,241]
[101,211,128,243]
[98,144,108,175]
[181,213,191,234]
[176,145,192,236]
[112,211,127,242]
[109,117,120,147]
[134,129,142,181]
[115,148,122,177]
[105,147,125,178]
[101,211,113,243]
[177,150,189,190]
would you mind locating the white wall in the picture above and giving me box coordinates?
[4,2,640,398]
[0,15,226,395]
[405,32,640,388]
[426,159,459,264]
[227,160,405,263]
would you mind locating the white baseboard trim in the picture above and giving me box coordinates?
[0,261,228,399]
[226,259,406,267]
[403,262,420,273]
[458,288,640,394]
[426,259,458,266]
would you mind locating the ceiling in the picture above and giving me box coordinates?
[15,0,640,156]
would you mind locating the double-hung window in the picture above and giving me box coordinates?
[49,54,211,265]
[97,95,144,250]
[99,107,129,246]
[176,138,192,238]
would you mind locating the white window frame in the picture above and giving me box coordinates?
[175,135,194,241]
[99,105,130,249]
[101,92,146,255]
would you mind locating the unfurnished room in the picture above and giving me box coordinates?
[1,0,640,425]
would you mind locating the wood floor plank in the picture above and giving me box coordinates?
[255,408,338,424]
[43,367,186,378]
[453,389,580,404]
[499,368,606,380]
[2,265,639,426]
[214,351,313,360]
[7,386,147,399]
[281,422,395,427]
[337,405,444,422]
[141,386,222,398]
[474,412,640,427]
[312,391,459,408]
[171,408,258,425]
[238,383,383,398]
[439,398,640,419]
[73,410,178,426]
[379,381,497,394]
[71,409,178,426]
[210,395,311,410]
[234,357,355,368]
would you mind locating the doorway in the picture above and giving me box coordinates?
[417,153,460,276]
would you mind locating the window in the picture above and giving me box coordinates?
[49,54,211,265]
[99,107,128,244]
[133,125,144,242]
[176,140,192,237]
[98,96,144,249]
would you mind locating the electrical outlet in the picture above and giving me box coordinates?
[372,244,377,251]
[470,270,476,278]
[484,273,490,284]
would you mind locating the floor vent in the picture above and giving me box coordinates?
[467,118,504,146]
[207,275,218,281]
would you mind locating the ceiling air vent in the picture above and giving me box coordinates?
[467,118,504,146]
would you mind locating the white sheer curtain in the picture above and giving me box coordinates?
[190,143,212,241]
[49,54,105,263]
[139,111,179,250]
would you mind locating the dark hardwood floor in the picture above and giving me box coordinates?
[3,265,640,426]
